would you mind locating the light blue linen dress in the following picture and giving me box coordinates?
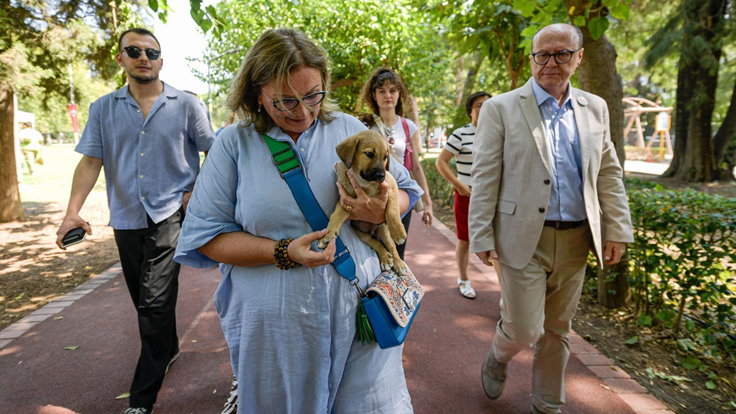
[174,112,421,413]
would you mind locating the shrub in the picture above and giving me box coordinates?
[421,157,456,208]
[626,186,736,358]
[424,171,736,359]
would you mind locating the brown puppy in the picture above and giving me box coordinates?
[317,130,408,275]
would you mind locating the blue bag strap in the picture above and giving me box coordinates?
[262,134,357,283]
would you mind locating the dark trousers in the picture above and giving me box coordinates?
[113,210,182,408]
[396,210,412,260]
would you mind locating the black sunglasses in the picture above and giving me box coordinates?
[122,46,161,60]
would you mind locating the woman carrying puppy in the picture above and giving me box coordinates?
[174,29,421,413]
[360,68,434,260]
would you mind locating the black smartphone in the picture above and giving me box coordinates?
[61,227,87,248]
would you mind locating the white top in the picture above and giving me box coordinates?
[19,128,42,151]
[443,123,476,186]
[371,116,418,165]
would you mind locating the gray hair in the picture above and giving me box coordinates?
[531,24,583,51]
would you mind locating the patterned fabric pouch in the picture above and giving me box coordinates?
[360,267,424,349]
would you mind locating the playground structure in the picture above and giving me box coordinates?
[622,97,673,161]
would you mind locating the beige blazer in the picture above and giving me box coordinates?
[469,79,634,270]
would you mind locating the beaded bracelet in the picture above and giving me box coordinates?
[274,238,299,270]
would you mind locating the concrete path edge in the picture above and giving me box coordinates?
[0,263,123,349]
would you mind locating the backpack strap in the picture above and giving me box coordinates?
[401,118,413,171]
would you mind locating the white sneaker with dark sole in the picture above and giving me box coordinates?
[222,375,238,414]
[123,408,153,414]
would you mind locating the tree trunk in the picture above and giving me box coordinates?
[713,77,736,181]
[679,80,717,182]
[664,0,726,182]
[0,84,25,222]
[570,23,629,308]
[449,52,484,133]
[453,54,466,107]
[663,53,694,177]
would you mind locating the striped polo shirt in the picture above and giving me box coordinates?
[443,123,476,186]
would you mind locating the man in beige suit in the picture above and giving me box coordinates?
[469,23,634,414]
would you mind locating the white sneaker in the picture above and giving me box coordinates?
[123,408,153,414]
[222,375,238,414]
[458,278,476,299]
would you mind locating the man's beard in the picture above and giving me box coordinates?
[129,72,159,84]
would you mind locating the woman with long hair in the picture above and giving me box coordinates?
[360,68,433,259]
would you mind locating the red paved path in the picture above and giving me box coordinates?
[0,219,642,413]
[402,219,636,414]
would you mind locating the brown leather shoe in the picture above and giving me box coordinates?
[481,347,507,399]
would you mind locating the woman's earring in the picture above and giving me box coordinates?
[258,104,262,113]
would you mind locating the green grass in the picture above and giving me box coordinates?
[18,146,106,205]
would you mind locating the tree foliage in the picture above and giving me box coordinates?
[0,0,147,222]
[422,1,531,90]
[199,0,456,128]
[420,0,531,132]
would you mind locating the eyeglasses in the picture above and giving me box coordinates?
[122,46,161,61]
[531,48,581,65]
[263,91,327,111]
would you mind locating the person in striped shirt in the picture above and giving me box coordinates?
[436,91,491,299]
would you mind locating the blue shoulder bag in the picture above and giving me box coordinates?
[263,134,424,349]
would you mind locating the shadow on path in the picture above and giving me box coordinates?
[0,218,640,413]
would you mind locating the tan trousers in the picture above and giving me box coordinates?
[492,224,592,414]
[23,149,38,174]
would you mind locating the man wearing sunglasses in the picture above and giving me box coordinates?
[469,23,633,414]
[55,27,215,414]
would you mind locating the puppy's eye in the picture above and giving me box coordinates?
[364,152,374,159]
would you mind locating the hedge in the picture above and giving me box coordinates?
[423,158,736,357]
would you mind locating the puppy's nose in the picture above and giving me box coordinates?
[372,168,385,182]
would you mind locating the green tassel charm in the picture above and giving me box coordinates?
[356,299,376,345]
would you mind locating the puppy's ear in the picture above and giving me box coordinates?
[336,134,361,169]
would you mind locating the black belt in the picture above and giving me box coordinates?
[544,219,587,230]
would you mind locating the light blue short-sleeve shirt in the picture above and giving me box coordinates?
[76,82,215,230]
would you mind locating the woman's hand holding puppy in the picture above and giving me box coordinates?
[288,229,337,268]
[337,171,389,224]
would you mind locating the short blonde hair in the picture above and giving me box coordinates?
[227,28,338,133]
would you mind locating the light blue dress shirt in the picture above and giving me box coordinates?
[531,78,587,222]
[75,82,215,229]
[174,112,420,413]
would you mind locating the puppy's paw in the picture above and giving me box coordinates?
[387,221,407,244]
[376,250,394,272]
[392,258,409,276]
[317,231,338,249]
